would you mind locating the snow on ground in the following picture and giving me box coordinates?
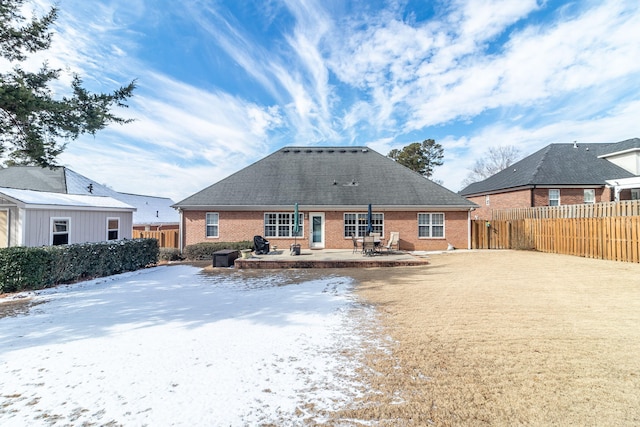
[0,265,381,426]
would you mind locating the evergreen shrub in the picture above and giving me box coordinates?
[183,241,253,260]
[0,238,159,293]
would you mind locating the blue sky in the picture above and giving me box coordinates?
[13,0,640,201]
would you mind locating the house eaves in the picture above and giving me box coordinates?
[0,187,136,212]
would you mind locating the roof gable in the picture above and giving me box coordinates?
[175,146,476,209]
[460,141,638,196]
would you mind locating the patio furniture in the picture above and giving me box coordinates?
[362,236,376,256]
[370,232,382,252]
[383,232,400,252]
[351,234,359,253]
[212,249,239,267]
[253,235,270,255]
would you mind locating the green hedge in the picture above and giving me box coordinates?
[183,241,253,260]
[0,238,159,294]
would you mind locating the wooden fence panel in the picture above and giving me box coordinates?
[473,216,640,263]
[492,200,640,220]
[132,230,179,248]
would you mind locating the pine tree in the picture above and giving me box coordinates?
[0,0,136,166]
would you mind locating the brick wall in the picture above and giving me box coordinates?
[468,189,531,220]
[181,209,471,251]
[532,187,609,206]
[467,186,612,220]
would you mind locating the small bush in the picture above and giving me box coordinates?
[183,241,253,260]
[159,248,183,262]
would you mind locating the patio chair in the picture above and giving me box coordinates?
[370,232,381,252]
[362,236,376,256]
[351,233,359,253]
[383,232,400,252]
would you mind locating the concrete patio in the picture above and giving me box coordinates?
[233,248,433,269]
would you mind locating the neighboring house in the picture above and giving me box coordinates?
[0,166,179,231]
[0,187,134,248]
[173,146,478,251]
[459,138,640,219]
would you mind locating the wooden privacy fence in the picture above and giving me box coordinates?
[492,199,640,219]
[133,230,179,249]
[472,200,640,263]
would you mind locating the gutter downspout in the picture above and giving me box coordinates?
[467,208,473,250]
[531,185,536,208]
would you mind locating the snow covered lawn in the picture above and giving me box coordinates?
[0,265,378,426]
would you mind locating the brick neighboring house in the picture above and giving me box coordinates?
[459,138,640,219]
[173,146,478,251]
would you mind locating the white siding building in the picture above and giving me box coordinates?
[0,187,135,248]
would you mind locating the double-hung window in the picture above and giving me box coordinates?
[549,189,560,206]
[264,213,303,238]
[584,189,595,204]
[343,213,384,238]
[51,218,70,245]
[206,213,219,238]
[418,213,444,238]
[107,218,120,240]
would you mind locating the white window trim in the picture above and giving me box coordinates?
[549,189,560,206]
[263,212,304,238]
[584,189,595,204]
[107,217,120,241]
[343,212,384,238]
[485,195,490,206]
[418,212,445,239]
[50,217,71,246]
[206,212,219,238]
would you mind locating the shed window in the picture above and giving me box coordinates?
[206,213,219,238]
[418,213,444,238]
[51,218,70,245]
[107,218,120,240]
[264,213,303,238]
[343,213,383,238]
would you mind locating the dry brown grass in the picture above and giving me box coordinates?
[333,250,640,426]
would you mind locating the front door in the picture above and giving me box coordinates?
[309,213,325,249]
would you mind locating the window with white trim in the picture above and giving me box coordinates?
[51,218,70,245]
[264,213,303,238]
[485,195,490,206]
[107,218,120,240]
[343,213,383,238]
[206,213,219,238]
[584,189,595,204]
[632,189,640,200]
[549,189,560,206]
[418,213,444,238]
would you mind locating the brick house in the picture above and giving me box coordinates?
[459,138,640,219]
[173,146,478,251]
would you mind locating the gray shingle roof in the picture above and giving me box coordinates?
[174,146,476,209]
[460,141,639,196]
[0,166,179,224]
